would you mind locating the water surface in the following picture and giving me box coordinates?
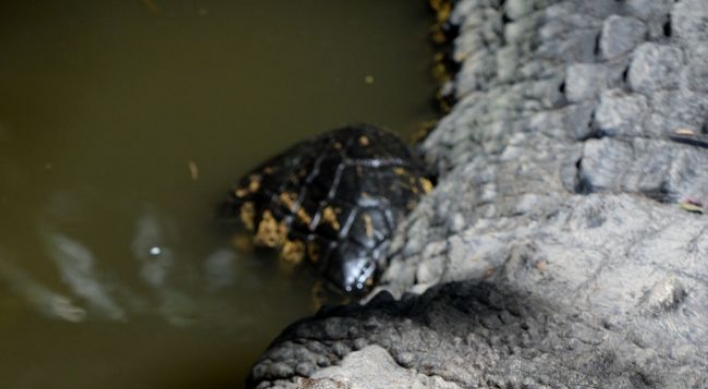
[0,1,435,388]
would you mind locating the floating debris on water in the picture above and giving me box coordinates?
[140,0,163,17]
[188,160,199,181]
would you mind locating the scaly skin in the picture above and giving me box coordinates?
[247,0,708,388]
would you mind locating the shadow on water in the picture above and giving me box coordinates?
[0,1,436,388]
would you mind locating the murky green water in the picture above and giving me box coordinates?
[0,1,435,388]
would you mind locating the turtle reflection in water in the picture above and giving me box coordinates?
[221,124,433,295]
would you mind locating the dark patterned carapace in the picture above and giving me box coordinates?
[221,124,433,294]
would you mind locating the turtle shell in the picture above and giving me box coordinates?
[221,124,433,294]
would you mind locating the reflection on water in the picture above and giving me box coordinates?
[46,233,126,321]
[0,1,435,388]
[0,254,86,322]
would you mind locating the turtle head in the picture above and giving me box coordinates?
[341,257,377,295]
[325,244,382,296]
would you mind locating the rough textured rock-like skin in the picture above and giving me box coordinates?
[247,0,708,388]
[248,283,707,389]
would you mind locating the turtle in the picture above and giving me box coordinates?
[220,123,433,295]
